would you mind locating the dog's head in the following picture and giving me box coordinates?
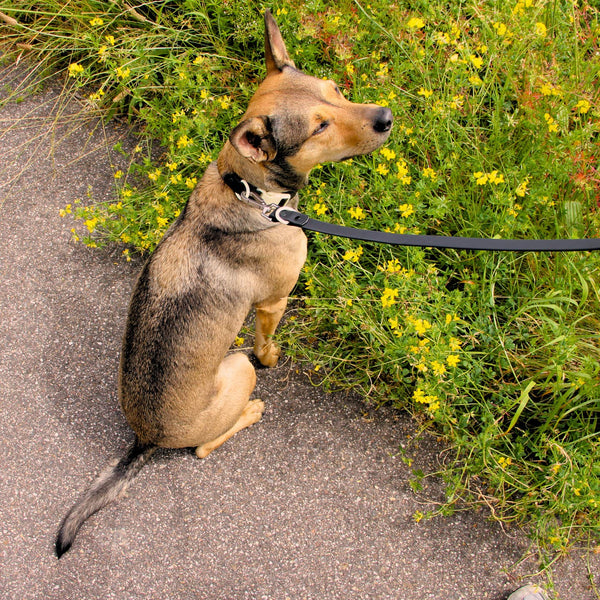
[225,10,393,191]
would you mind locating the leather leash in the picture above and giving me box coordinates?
[224,173,600,252]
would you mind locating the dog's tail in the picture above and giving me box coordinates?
[55,437,156,558]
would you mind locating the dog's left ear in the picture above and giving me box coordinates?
[264,10,295,74]
[229,116,277,163]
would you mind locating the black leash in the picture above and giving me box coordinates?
[273,208,600,252]
[223,172,600,252]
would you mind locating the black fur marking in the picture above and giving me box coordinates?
[55,439,156,558]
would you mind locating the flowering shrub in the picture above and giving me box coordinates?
[3,0,599,551]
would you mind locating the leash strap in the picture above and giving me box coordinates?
[274,208,600,252]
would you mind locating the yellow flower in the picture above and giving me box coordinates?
[413,388,426,403]
[346,63,355,75]
[376,62,389,78]
[498,456,512,468]
[535,22,547,37]
[449,337,462,352]
[469,75,483,86]
[515,177,530,197]
[413,318,431,336]
[434,31,450,45]
[407,17,425,29]
[447,354,460,367]
[172,110,185,123]
[488,170,504,185]
[432,361,446,377]
[68,63,84,77]
[156,216,169,229]
[342,246,363,262]
[380,147,397,161]
[313,202,328,216]
[234,336,245,347]
[380,258,402,274]
[473,171,488,185]
[105,35,116,45]
[493,22,507,36]
[575,99,591,114]
[98,45,108,57]
[470,55,483,69]
[399,203,415,218]
[449,95,464,110]
[148,168,162,181]
[85,217,98,232]
[166,161,178,171]
[185,177,198,189]
[89,17,104,26]
[116,66,130,80]
[177,134,193,149]
[59,204,72,217]
[381,287,399,308]
[376,164,390,176]
[220,95,231,110]
[422,167,436,180]
[348,206,367,220]
[544,113,559,132]
[114,170,123,179]
[396,159,410,179]
[417,87,433,98]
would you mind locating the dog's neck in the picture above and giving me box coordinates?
[217,141,305,195]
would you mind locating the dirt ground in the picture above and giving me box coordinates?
[1,61,597,600]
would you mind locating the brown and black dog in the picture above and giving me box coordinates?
[56,10,392,557]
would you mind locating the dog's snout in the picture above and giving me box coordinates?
[373,107,393,133]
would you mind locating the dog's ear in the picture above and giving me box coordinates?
[264,10,295,74]
[229,116,277,163]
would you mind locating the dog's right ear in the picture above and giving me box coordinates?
[264,10,295,74]
[229,116,277,163]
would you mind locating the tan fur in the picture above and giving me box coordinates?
[118,11,392,457]
[55,10,392,558]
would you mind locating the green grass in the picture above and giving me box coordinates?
[2,0,598,558]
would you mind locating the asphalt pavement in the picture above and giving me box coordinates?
[1,61,598,600]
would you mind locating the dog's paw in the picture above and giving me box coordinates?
[254,341,281,368]
[244,399,265,424]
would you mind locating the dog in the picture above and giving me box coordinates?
[55,10,392,557]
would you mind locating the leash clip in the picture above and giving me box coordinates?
[237,179,292,221]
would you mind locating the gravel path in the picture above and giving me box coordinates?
[1,62,597,600]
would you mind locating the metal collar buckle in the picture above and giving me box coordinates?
[236,179,292,221]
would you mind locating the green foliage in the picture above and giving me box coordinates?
[2,0,599,550]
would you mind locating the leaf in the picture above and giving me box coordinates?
[503,380,536,436]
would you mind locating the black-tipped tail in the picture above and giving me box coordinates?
[55,438,156,558]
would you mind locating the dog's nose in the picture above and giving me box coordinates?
[373,107,393,133]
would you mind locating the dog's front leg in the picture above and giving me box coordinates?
[254,297,288,367]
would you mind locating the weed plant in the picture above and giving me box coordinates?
[2,0,598,554]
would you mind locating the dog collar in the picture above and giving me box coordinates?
[223,172,295,217]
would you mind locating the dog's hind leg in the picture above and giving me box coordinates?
[253,296,288,368]
[194,353,264,459]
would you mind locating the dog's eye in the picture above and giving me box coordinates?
[313,121,330,135]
